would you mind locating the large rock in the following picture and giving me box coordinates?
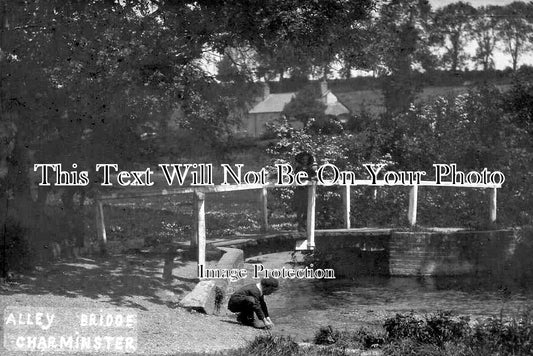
[180,280,219,315]
[179,247,244,314]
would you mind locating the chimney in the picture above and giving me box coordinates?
[320,80,328,97]
[262,82,270,99]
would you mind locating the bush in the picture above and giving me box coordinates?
[226,335,302,356]
[382,311,533,355]
[227,334,351,356]
[265,116,392,229]
[469,313,533,355]
[384,312,470,346]
[229,313,533,356]
[241,335,299,356]
[264,83,533,229]
[308,117,344,135]
[314,325,385,349]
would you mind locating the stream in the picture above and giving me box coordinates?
[241,252,533,341]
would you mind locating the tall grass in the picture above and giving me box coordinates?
[225,334,349,356]
[226,310,533,356]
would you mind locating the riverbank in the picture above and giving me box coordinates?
[2,248,532,355]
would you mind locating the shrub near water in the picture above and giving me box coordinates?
[226,334,353,356]
[314,325,385,349]
[241,335,299,356]
[469,314,533,355]
[382,311,533,356]
[227,311,533,356]
[384,311,470,346]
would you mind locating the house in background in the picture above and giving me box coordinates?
[318,80,350,119]
[246,81,350,137]
[247,84,296,137]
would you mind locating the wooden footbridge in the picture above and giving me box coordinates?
[95,178,501,271]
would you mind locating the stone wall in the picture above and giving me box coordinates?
[315,229,516,277]
[315,231,390,277]
[389,230,515,276]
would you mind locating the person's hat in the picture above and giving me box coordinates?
[261,277,279,289]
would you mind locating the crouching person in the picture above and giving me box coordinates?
[228,277,279,329]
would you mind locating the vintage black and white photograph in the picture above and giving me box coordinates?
[1,0,533,355]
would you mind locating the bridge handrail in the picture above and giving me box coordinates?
[94,181,500,269]
[97,180,501,201]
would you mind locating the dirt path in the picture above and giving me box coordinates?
[0,253,266,355]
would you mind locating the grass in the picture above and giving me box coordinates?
[224,334,351,356]
[224,310,533,356]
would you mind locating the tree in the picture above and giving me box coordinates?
[337,22,380,78]
[282,84,326,126]
[373,0,434,114]
[0,0,380,275]
[255,44,314,81]
[0,1,249,268]
[217,53,247,83]
[471,6,501,71]
[0,0,378,219]
[497,2,533,71]
[432,2,477,72]
[217,0,375,81]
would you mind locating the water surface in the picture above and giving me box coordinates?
[246,252,533,341]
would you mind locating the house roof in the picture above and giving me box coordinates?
[249,90,350,116]
[249,93,296,114]
[325,101,350,116]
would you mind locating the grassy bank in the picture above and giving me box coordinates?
[225,311,533,356]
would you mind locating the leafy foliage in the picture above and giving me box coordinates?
[504,73,533,136]
[496,2,533,71]
[471,6,501,70]
[0,0,379,268]
[372,0,434,114]
[314,325,385,349]
[384,312,471,346]
[282,84,326,126]
[382,310,533,356]
[432,2,477,72]
[232,311,533,356]
[267,82,533,228]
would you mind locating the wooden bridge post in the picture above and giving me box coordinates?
[489,187,497,223]
[306,182,317,249]
[408,185,418,226]
[191,192,198,249]
[192,190,206,268]
[260,187,268,232]
[343,185,351,229]
[95,200,107,253]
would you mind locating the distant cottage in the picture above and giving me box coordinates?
[245,81,512,138]
[246,81,350,137]
[247,84,295,137]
